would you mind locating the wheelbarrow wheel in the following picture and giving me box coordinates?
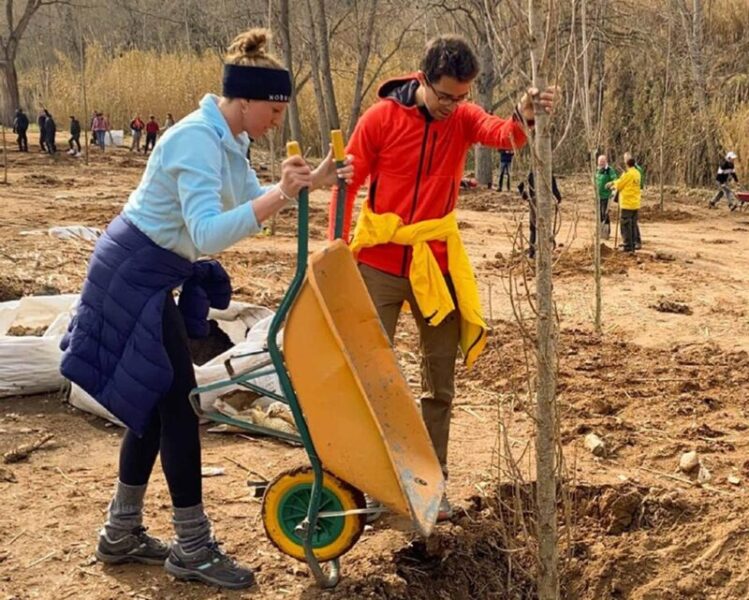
[262,466,366,562]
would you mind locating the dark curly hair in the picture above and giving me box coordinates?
[420,35,479,83]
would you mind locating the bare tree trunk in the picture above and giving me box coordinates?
[1,124,8,184]
[277,0,303,143]
[676,0,715,179]
[305,0,331,152]
[313,0,340,130]
[78,32,89,165]
[1,0,66,125]
[475,21,495,187]
[0,60,20,126]
[528,0,559,597]
[346,0,378,138]
[580,0,601,334]
[659,17,673,210]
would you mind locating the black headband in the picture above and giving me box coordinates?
[222,64,291,102]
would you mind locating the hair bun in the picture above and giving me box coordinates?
[227,29,270,59]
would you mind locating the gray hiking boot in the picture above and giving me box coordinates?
[164,541,255,590]
[96,526,170,565]
[364,494,386,524]
[437,495,454,522]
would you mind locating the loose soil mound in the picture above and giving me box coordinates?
[459,188,526,214]
[639,205,696,222]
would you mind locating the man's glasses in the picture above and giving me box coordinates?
[424,76,470,106]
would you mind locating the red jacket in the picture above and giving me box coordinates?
[330,74,528,276]
[146,120,160,134]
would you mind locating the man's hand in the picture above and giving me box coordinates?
[518,86,560,123]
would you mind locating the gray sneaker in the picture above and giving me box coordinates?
[164,541,255,590]
[96,526,170,565]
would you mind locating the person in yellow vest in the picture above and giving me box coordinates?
[608,156,642,253]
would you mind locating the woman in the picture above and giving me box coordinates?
[91,112,108,150]
[60,28,353,590]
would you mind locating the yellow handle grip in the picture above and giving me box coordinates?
[286,141,301,158]
[331,130,346,163]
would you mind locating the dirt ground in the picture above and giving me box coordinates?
[2,138,749,599]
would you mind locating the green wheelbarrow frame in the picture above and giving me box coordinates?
[188,139,349,587]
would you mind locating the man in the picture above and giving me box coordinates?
[144,115,160,153]
[497,149,514,191]
[519,170,562,259]
[130,115,145,152]
[709,151,739,210]
[595,155,617,240]
[37,109,47,152]
[12,109,29,152]
[609,156,642,253]
[331,34,557,520]
[623,151,644,248]
[68,116,81,156]
[42,110,57,154]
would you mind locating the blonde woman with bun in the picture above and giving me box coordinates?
[60,28,353,590]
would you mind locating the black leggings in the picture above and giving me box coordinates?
[118,296,201,508]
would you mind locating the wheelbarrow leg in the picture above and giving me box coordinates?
[295,457,341,588]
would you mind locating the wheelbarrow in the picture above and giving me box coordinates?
[189,132,445,587]
[737,191,749,211]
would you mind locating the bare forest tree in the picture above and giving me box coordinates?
[527,0,559,595]
[276,0,303,143]
[5,0,748,176]
[0,0,70,125]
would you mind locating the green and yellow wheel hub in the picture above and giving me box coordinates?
[261,466,366,562]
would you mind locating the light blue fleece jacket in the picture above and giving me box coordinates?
[123,94,271,261]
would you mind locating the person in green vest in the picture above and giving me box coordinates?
[595,154,618,240]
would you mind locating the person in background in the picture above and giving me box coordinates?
[144,115,160,153]
[90,110,98,145]
[42,109,57,154]
[497,149,514,191]
[708,151,739,210]
[518,169,562,259]
[595,154,617,240]
[37,109,47,152]
[163,112,175,132]
[130,115,145,152]
[623,151,644,248]
[12,108,29,152]
[608,156,642,253]
[92,112,108,150]
[68,116,81,156]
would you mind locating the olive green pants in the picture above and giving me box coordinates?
[358,263,460,473]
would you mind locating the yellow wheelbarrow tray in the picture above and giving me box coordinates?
[285,238,445,535]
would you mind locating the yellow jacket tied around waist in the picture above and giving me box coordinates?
[350,203,488,368]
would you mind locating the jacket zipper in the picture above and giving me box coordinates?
[426,131,438,175]
[400,119,432,276]
[368,178,378,211]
